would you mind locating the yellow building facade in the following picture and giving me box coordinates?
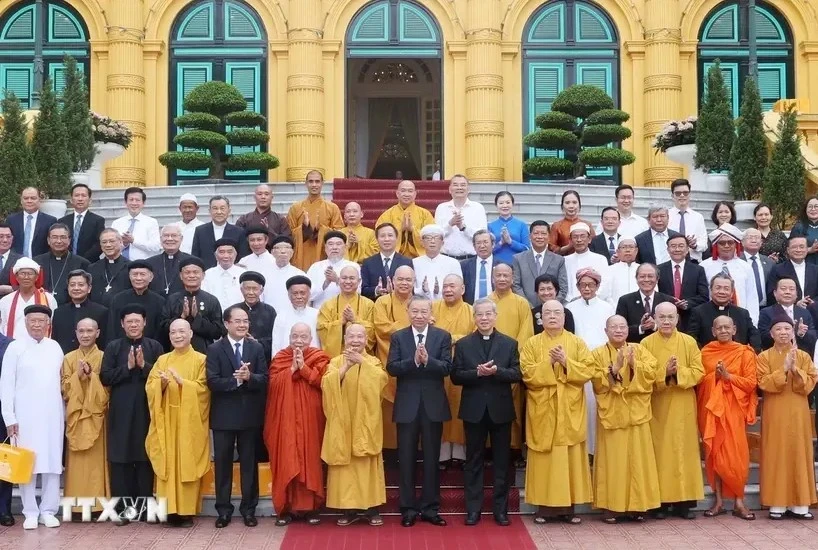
[1,0,817,188]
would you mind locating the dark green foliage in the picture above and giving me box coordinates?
[695,60,735,172]
[728,77,767,200]
[522,157,575,176]
[762,106,805,230]
[227,152,280,172]
[579,147,636,167]
[586,109,630,125]
[31,77,73,198]
[226,128,269,147]
[582,124,631,146]
[0,92,37,218]
[173,129,228,149]
[61,55,96,172]
[551,85,614,119]
[174,112,222,131]
[184,82,247,116]
[224,111,266,127]
[158,151,213,171]
[534,111,575,131]
[524,129,578,150]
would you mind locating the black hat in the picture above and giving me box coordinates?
[769,311,794,328]
[324,230,347,244]
[271,235,294,247]
[120,303,147,320]
[23,304,51,316]
[286,275,312,289]
[240,271,266,287]
[128,260,153,272]
[213,238,238,251]
[245,226,269,238]
[179,256,206,272]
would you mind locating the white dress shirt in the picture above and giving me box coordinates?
[791,260,807,294]
[471,256,494,302]
[743,251,767,306]
[700,256,759,324]
[202,264,246,310]
[434,199,488,257]
[412,254,463,301]
[412,325,430,366]
[271,305,319,355]
[262,263,307,313]
[564,250,609,302]
[239,251,276,287]
[595,212,648,239]
[305,258,360,309]
[651,229,671,265]
[599,261,641,307]
[227,336,245,386]
[173,218,205,254]
[212,222,226,241]
[111,212,162,260]
[668,207,708,262]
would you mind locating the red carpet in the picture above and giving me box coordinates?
[280,516,537,550]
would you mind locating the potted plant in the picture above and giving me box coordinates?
[0,91,38,219]
[729,76,767,221]
[31,77,73,218]
[762,105,805,230]
[159,81,279,181]
[523,84,635,182]
[653,116,706,188]
[61,55,96,188]
[82,112,132,190]
[694,60,735,193]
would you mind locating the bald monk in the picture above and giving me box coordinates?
[265,322,330,526]
[521,300,594,524]
[376,180,436,258]
[62,318,110,511]
[287,170,344,270]
[145,319,210,527]
[590,315,660,523]
[341,202,378,264]
[317,265,375,357]
[699,316,758,520]
[374,265,414,449]
[758,314,818,519]
[641,302,704,519]
[489,262,534,451]
[432,274,475,466]
[322,323,388,526]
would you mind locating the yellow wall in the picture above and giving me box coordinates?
[3,0,818,188]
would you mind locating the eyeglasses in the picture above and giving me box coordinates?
[673,191,690,197]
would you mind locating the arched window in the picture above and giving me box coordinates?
[698,0,793,116]
[522,0,619,180]
[169,0,267,184]
[0,0,90,108]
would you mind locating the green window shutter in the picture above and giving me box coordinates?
[175,63,213,177]
[577,63,614,177]
[703,5,737,42]
[352,3,388,42]
[528,63,564,159]
[400,4,435,42]
[757,64,786,110]
[756,8,785,42]
[226,62,261,175]
[178,4,213,40]
[0,64,33,109]
[528,4,563,42]
[225,2,261,39]
[575,5,612,42]
[2,5,35,41]
[49,5,84,41]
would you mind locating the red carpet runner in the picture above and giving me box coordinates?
[280,516,537,550]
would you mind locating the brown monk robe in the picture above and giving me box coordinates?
[698,316,757,521]
[757,313,818,519]
[286,170,344,271]
[264,322,330,525]
[61,318,110,510]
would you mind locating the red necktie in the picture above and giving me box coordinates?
[673,264,682,299]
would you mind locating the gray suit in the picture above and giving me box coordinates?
[740,251,774,307]
[512,249,568,307]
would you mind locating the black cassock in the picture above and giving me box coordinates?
[51,299,109,353]
[234,300,276,364]
[107,288,166,342]
[146,251,191,298]
[88,256,131,307]
[160,289,225,353]
[34,252,90,305]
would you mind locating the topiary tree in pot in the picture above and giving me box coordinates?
[762,105,805,231]
[695,60,734,174]
[729,76,767,220]
[61,55,96,174]
[159,81,279,179]
[31,76,73,199]
[0,91,38,218]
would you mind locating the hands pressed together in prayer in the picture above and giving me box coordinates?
[549,345,567,368]
[127,345,145,370]
[449,210,464,230]
[421,276,440,296]
[375,276,393,297]
[160,368,183,391]
[234,362,251,382]
[797,296,814,309]
[784,338,798,374]
[501,226,512,246]
[666,355,678,376]
[640,313,656,332]
[181,296,199,319]
[78,359,92,379]
[674,298,689,311]
[290,347,306,374]
[414,342,428,367]
[347,231,358,246]
[324,266,338,289]
[797,318,809,338]
[477,359,497,377]
[342,304,356,324]
[402,212,413,233]
[715,360,731,381]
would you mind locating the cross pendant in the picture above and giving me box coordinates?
[105,285,111,293]
[165,285,170,294]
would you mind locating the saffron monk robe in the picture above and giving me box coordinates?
[265,322,330,526]
[286,170,344,271]
[317,265,375,358]
[375,180,436,259]
[698,316,758,521]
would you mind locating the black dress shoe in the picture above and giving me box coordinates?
[421,515,447,527]
[0,514,14,527]
[465,512,480,526]
[243,515,258,527]
[215,515,231,528]
[401,514,416,527]
[494,513,511,526]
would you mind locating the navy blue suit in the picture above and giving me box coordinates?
[460,256,495,305]
[0,333,13,516]
[7,211,57,257]
[359,252,412,301]
[758,304,817,354]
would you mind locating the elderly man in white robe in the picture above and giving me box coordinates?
[700,223,759,325]
[305,231,360,309]
[564,223,609,302]
[413,224,463,301]
[599,238,640,307]
[0,257,58,338]
[0,304,64,529]
[566,268,613,456]
[271,275,320,354]
[202,238,246,310]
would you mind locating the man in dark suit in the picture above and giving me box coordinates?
[34,222,91,304]
[146,225,192,297]
[51,269,109,353]
[589,207,621,264]
[7,187,57,258]
[512,220,567,306]
[688,272,761,352]
[360,222,412,301]
[0,223,23,296]
[634,206,682,266]
[88,228,131,307]
[758,277,817,353]
[59,183,106,263]
[461,230,495,305]
[0,331,14,525]
[386,295,452,528]
[451,298,521,527]
[740,228,774,308]
[206,305,268,528]
[766,236,818,304]
[191,196,248,269]
[657,235,709,331]
[616,263,674,342]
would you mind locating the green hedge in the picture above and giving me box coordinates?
[159,151,214,171]
[175,112,221,131]
[227,152,280,171]
[579,147,636,167]
[523,128,578,150]
[523,156,575,176]
[173,130,228,149]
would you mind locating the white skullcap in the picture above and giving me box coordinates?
[618,237,637,246]
[179,193,198,205]
[569,222,591,235]
[12,257,40,274]
[420,224,445,237]
[709,223,743,243]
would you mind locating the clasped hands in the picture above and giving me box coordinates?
[181,296,199,319]
[159,368,183,391]
[477,359,497,377]
[414,342,428,366]
[290,348,306,373]
[234,362,251,382]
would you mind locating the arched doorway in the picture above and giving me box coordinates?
[522,0,620,181]
[698,1,794,116]
[346,0,442,180]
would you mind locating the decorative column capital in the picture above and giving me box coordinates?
[447,41,468,60]
[143,40,165,60]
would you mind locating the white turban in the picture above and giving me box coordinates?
[420,224,445,237]
[569,222,591,235]
[12,257,40,274]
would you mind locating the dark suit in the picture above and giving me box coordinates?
[758,304,817,354]
[386,325,452,519]
[634,228,682,266]
[688,302,762,352]
[51,299,109,353]
[766,260,818,304]
[191,223,248,270]
[0,334,13,517]
[511,249,567,307]
[615,290,675,342]
[59,210,106,262]
[460,255,494,305]
[451,330,521,516]
[657,261,709,331]
[145,251,192,297]
[0,251,22,287]
[740,252,774,307]
[206,337,268,519]
[88,256,131,307]
[360,252,413,301]
[589,233,618,264]
[33,252,91,304]
[7,210,57,257]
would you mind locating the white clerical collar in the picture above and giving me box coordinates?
[426,254,442,261]
[574,250,590,257]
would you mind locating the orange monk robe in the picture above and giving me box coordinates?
[287,197,344,271]
[317,293,376,357]
[374,293,411,449]
[432,299,475,444]
[264,346,330,514]
[61,345,110,509]
[376,204,436,258]
[757,347,818,508]
[342,224,378,264]
[698,341,758,499]
[548,217,596,254]
[489,290,534,449]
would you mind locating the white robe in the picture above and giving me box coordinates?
[700,256,759,324]
[566,297,613,455]
[305,258,360,309]
[564,250,610,302]
[412,254,463,301]
[0,291,58,337]
[239,252,277,292]
[271,305,319,355]
[0,335,64,473]
[262,263,307,314]
[599,261,640,307]
[172,218,205,254]
[202,264,246,310]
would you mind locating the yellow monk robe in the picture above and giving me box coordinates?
[62,345,110,507]
[432,299,475,445]
[520,330,594,506]
[590,343,661,513]
[146,347,211,516]
[374,293,411,449]
[489,290,534,449]
[321,353,388,510]
[757,347,818,508]
[376,204,435,258]
[287,197,344,271]
[641,330,705,504]
[317,294,376,357]
[342,225,378,264]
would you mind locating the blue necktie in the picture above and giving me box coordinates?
[73,214,82,254]
[234,342,242,367]
[478,260,488,299]
[122,218,137,259]
[678,210,686,235]
[751,256,764,303]
[608,236,615,254]
[23,214,33,257]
